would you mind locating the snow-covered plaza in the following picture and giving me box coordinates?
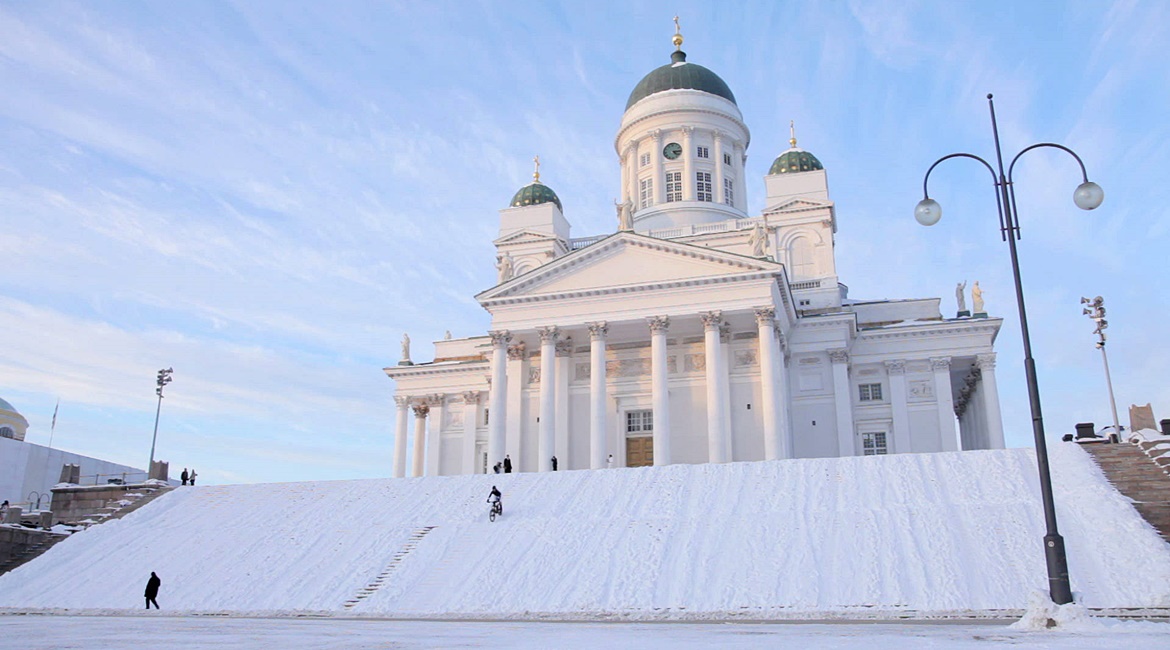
[2,615,1169,649]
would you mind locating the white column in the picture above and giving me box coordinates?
[830,349,855,456]
[977,354,1005,449]
[713,131,726,205]
[648,316,672,466]
[538,326,558,472]
[651,130,664,204]
[461,391,480,474]
[701,311,728,463]
[506,341,526,471]
[425,395,444,476]
[411,402,428,478]
[588,321,609,469]
[682,126,695,201]
[735,143,748,213]
[555,337,572,469]
[487,330,510,469]
[756,308,785,460]
[931,357,960,452]
[886,360,911,453]
[625,146,637,208]
[393,395,410,478]
[720,322,733,461]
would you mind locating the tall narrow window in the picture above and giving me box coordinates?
[640,153,650,167]
[697,146,709,159]
[723,152,732,165]
[696,171,712,202]
[665,171,682,202]
[862,432,888,455]
[723,178,734,207]
[640,178,654,208]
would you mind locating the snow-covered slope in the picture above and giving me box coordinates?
[1,444,1168,617]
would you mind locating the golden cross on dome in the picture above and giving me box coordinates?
[672,16,683,49]
[533,155,541,183]
[789,120,798,148]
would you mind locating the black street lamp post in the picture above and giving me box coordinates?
[148,367,174,477]
[914,94,1103,605]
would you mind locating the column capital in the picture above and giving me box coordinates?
[754,307,776,325]
[425,393,445,407]
[719,322,731,344]
[884,359,906,375]
[681,125,694,137]
[556,337,573,357]
[828,348,849,364]
[411,403,430,418]
[647,315,671,332]
[538,325,560,343]
[976,353,997,370]
[930,356,952,371]
[650,128,663,142]
[712,129,724,143]
[394,395,411,408]
[489,329,512,346]
[461,390,481,405]
[587,321,609,340]
[699,310,723,330]
[507,341,528,361]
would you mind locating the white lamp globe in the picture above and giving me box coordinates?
[915,198,942,226]
[1073,181,1104,210]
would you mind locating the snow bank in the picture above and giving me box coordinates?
[1,446,1168,618]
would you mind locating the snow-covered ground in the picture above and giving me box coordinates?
[1,615,1168,649]
[1,444,1168,618]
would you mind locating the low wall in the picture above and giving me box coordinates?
[50,483,161,524]
[0,525,62,572]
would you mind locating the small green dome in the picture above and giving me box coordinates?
[510,181,562,211]
[626,50,736,110]
[768,148,824,175]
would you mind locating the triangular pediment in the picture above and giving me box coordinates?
[493,229,558,246]
[763,197,833,215]
[478,232,781,303]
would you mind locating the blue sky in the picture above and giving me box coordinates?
[1,1,1166,485]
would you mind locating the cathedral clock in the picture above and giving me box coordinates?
[662,142,683,160]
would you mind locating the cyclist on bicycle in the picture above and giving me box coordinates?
[487,486,502,515]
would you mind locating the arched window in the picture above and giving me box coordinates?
[0,426,14,439]
[788,236,815,277]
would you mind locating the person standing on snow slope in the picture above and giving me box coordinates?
[144,571,161,609]
[503,455,512,473]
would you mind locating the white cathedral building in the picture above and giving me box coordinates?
[384,28,1005,477]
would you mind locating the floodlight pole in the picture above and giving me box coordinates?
[148,367,173,477]
[914,94,1104,605]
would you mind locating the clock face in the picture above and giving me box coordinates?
[663,142,683,160]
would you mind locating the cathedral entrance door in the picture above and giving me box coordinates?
[625,435,653,467]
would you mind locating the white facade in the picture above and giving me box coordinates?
[384,37,1005,477]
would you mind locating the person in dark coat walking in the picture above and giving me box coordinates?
[493,462,501,474]
[503,455,512,473]
[551,456,558,471]
[180,468,189,486]
[144,571,161,609]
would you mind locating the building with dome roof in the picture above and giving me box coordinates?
[0,397,29,442]
[383,26,1004,477]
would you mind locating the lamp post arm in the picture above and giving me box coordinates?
[921,153,1008,237]
[1008,143,1091,185]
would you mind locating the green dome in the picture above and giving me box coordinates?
[626,50,736,110]
[768,148,824,175]
[510,181,562,211]
[0,397,15,412]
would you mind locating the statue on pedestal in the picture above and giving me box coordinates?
[496,252,514,283]
[747,222,768,257]
[955,280,968,316]
[399,333,412,366]
[615,198,634,231]
[972,281,986,315]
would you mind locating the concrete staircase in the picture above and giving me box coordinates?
[0,528,68,577]
[343,526,437,609]
[1082,442,1170,542]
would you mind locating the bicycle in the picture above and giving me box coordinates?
[488,498,502,522]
